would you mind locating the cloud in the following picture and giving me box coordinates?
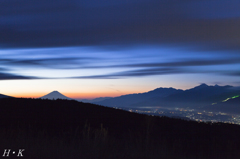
[122,58,240,68]
[0,57,97,69]
[79,58,240,69]
[1,0,240,53]
[0,72,39,80]
[70,67,192,79]
[3,54,239,70]
[1,55,239,79]
[223,71,240,77]
[70,68,240,79]
[68,57,240,79]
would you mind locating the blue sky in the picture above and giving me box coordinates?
[0,0,240,99]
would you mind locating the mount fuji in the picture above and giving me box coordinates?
[40,91,72,100]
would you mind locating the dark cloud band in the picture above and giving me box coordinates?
[1,0,240,52]
[0,72,39,80]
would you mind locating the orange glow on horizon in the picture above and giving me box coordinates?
[11,91,133,100]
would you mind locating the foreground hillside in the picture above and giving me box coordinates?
[0,98,240,159]
[0,93,12,98]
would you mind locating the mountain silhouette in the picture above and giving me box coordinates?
[96,87,182,107]
[80,97,112,103]
[96,84,240,109]
[40,91,72,100]
[149,83,237,108]
[0,93,12,98]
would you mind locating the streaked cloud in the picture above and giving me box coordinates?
[0,46,240,80]
[70,68,240,79]
[0,57,96,69]
[1,0,240,52]
[0,72,39,80]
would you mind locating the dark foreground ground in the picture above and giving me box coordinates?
[0,98,240,159]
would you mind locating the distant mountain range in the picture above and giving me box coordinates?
[95,87,182,107]
[79,97,112,103]
[40,91,72,100]
[95,84,240,109]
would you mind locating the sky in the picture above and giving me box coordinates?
[0,0,240,99]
